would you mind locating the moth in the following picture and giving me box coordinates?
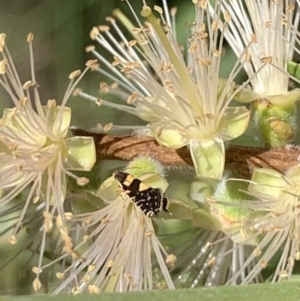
[113,171,169,217]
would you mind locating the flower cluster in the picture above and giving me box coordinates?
[0,33,96,290]
[67,0,300,289]
[2,0,300,296]
[77,0,254,179]
[227,166,300,283]
[51,158,176,294]
[210,0,300,146]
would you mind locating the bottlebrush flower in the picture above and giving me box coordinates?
[211,0,300,146]
[169,174,261,286]
[77,0,253,179]
[225,166,300,284]
[0,33,97,290]
[51,159,176,294]
[171,229,261,287]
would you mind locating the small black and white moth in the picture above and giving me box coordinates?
[113,171,169,217]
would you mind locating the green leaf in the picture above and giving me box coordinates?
[11,282,300,301]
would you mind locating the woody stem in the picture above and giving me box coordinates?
[72,128,299,178]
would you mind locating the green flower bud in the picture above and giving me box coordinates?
[253,97,298,147]
[125,156,165,178]
[211,179,253,230]
[152,127,188,149]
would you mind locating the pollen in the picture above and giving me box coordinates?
[224,10,231,23]
[207,256,216,267]
[90,27,99,40]
[8,235,17,245]
[101,218,110,224]
[204,242,212,250]
[83,235,89,243]
[32,195,40,203]
[105,16,115,23]
[85,45,95,52]
[82,275,91,283]
[47,99,57,107]
[32,267,43,274]
[165,254,177,267]
[27,32,34,42]
[261,259,267,269]
[43,211,53,232]
[0,33,6,52]
[88,264,96,272]
[280,270,288,278]
[288,256,294,266]
[69,69,82,80]
[286,5,295,12]
[295,251,300,261]
[76,177,90,186]
[22,80,34,90]
[145,230,153,237]
[261,56,272,64]
[56,272,65,280]
[124,273,133,283]
[127,92,138,104]
[103,123,113,132]
[71,286,80,295]
[0,59,7,74]
[88,285,100,294]
[154,5,163,14]
[107,260,115,268]
[56,215,63,228]
[33,278,41,291]
[86,59,98,69]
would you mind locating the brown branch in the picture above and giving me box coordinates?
[72,129,300,178]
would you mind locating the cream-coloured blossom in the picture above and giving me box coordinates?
[195,166,300,284]
[211,0,300,146]
[50,168,175,294]
[224,167,300,283]
[77,0,254,179]
[167,173,261,286]
[0,33,96,288]
[171,229,261,287]
[215,0,300,98]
